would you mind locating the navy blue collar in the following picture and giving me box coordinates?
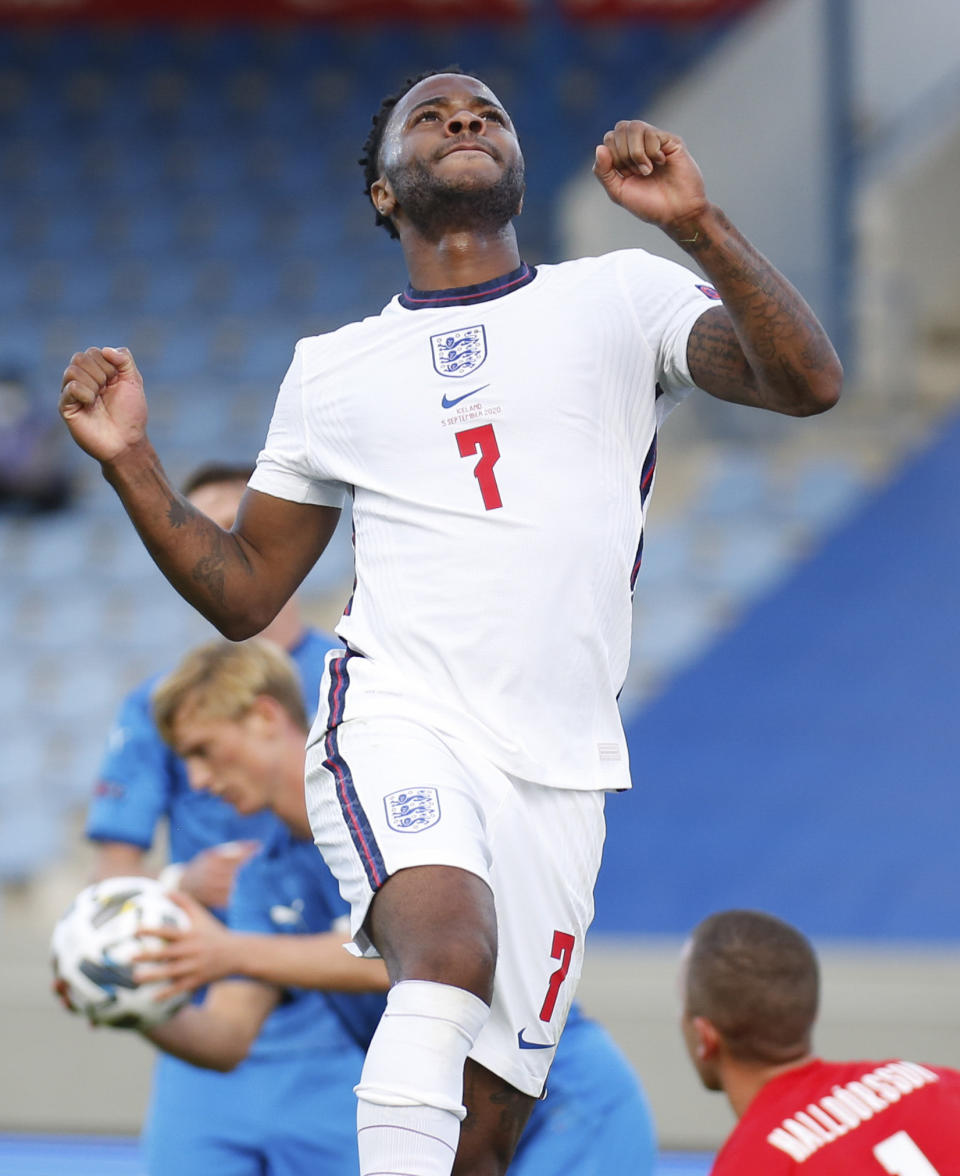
[399,262,536,310]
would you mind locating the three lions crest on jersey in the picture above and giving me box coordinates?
[431,326,487,378]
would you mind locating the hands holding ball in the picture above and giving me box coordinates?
[51,876,194,1030]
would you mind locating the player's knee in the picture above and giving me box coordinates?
[370,870,498,1000]
[407,934,496,1002]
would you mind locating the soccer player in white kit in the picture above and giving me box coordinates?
[60,68,841,1176]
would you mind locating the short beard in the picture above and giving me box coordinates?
[386,156,525,242]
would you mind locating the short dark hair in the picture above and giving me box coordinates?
[685,910,819,1064]
[180,462,256,497]
[359,65,466,240]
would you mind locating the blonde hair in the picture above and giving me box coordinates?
[153,639,308,746]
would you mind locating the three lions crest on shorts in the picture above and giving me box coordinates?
[430,326,487,378]
[384,788,441,833]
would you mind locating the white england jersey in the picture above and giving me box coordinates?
[250,250,720,791]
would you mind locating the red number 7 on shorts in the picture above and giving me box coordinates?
[539,930,576,1023]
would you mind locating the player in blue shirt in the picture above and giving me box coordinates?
[138,638,657,1176]
[83,463,345,1175]
[138,814,386,1175]
[86,463,335,907]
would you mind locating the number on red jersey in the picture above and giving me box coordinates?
[873,1132,940,1175]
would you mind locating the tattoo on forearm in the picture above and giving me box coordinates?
[191,548,227,605]
[161,490,231,605]
[681,208,839,412]
[166,496,189,529]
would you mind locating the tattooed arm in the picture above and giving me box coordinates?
[669,208,840,415]
[594,121,842,417]
[59,347,339,639]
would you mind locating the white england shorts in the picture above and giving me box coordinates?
[304,711,606,1098]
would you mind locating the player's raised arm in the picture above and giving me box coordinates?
[59,346,340,639]
[593,121,843,417]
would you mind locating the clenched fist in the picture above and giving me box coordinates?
[59,346,147,464]
[593,120,709,231]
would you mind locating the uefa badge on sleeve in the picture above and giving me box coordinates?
[384,788,441,833]
[430,326,487,378]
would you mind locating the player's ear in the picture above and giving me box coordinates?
[371,176,396,219]
[245,694,284,736]
[692,1015,720,1061]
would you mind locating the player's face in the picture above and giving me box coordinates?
[375,74,525,237]
[187,479,245,531]
[173,709,274,816]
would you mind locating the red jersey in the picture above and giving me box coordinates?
[711,1058,960,1175]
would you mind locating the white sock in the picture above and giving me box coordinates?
[356,980,490,1176]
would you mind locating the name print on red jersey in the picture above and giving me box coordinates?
[767,1061,940,1164]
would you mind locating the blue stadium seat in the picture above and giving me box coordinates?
[0,262,31,315]
[787,457,864,528]
[125,204,180,254]
[691,451,777,520]
[0,800,62,882]
[15,514,102,583]
[703,520,794,597]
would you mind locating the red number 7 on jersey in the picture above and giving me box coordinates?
[456,423,502,510]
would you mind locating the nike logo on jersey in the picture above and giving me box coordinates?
[517,1028,555,1050]
[269,899,306,929]
[441,384,489,409]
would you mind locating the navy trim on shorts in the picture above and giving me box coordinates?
[323,650,387,890]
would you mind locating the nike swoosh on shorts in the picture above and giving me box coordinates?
[516,1028,554,1050]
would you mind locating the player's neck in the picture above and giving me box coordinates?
[401,225,521,293]
[724,1052,816,1120]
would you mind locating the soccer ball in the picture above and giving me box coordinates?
[51,876,192,1029]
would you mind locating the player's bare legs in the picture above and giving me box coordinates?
[369,865,497,999]
[458,1059,535,1176]
[359,864,531,1176]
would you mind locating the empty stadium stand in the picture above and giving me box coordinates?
[597,406,960,941]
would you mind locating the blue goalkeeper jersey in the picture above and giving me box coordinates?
[227,822,385,1056]
[86,628,338,868]
[145,825,369,1176]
